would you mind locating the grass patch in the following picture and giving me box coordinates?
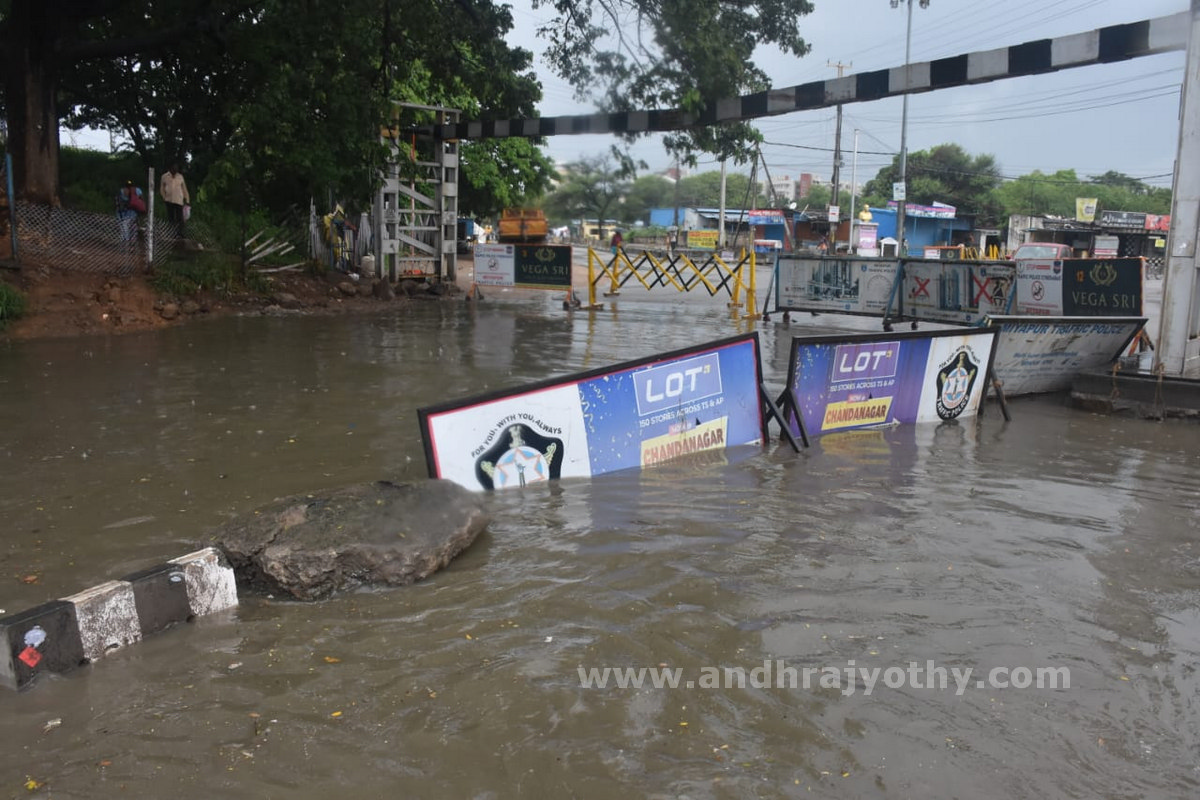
[0,281,27,327]
[151,251,270,298]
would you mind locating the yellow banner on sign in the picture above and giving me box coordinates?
[1076,198,1098,222]
[687,230,718,250]
[641,418,728,466]
[821,397,894,431]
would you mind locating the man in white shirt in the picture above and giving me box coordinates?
[160,164,190,238]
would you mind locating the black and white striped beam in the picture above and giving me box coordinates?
[420,12,1187,141]
[0,548,238,690]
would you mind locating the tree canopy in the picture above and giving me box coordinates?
[992,169,1171,219]
[858,144,1171,226]
[542,156,632,228]
[2,0,820,214]
[534,0,814,162]
[861,143,1003,224]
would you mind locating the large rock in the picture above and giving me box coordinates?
[215,479,488,600]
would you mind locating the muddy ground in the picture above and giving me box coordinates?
[0,260,467,342]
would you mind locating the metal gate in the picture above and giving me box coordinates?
[374,103,459,282]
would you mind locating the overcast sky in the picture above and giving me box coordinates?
[504,0,1188,189]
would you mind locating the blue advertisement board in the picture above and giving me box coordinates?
[419,334,766,491]
[785,328,999,438]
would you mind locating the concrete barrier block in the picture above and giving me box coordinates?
[122,563,193,636]
[0,601,85,690]
[63,580,142,663]
[169,547,239,616]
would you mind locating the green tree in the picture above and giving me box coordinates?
[862,143,1003,225]
[797,181,831,210]
[543,156,633,230]
[2,0,241,203]
[622,174,675,222]
[1087,171,1171,214]
[459,140,555,219]
[676,171,763,208]
[992,169,1083,219]
[5,0,546,214]
[534,0,815,162]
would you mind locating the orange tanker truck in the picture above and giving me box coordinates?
[497,208,548,243]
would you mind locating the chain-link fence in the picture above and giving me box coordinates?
[10,201,183,276]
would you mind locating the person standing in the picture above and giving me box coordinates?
[610,229,624,254]
[115,180,145,242]
[160,163,190,238]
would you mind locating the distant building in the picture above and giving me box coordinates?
[760,174,796,204]
[1007,210,1169,265]
[797,173,813,199]
[774,174,797,203]
[867,203,973,254]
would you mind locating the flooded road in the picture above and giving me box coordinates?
[1,286,1198,798]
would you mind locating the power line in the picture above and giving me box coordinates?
[763,139,895,156]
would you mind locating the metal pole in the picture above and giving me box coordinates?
[718,158,728,249]
[1157,0,1200,374]
[5,153,17,261]
[828,61,850,210]
[147,166,156,269]
[672,158,681,230]
[832,103,844,209]
[896,0,914,256]
[848,130,860,253]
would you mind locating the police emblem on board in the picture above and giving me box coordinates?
[935,349,979,420]
[475,424,562,490]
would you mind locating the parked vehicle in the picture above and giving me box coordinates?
[497,208,548,243]
[1013,242,1072,261]
[456,218,478,254]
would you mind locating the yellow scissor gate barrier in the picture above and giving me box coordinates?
[585,247,758,317]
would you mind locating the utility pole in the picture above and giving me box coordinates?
[827,60,851,209]
[718,158,728,249]
[672,158,681,233]
[848,129,860,252]
[891,0,928,256]
[757,145,795,252]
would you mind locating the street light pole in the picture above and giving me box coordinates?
[848,129,860,252]
[892,0,927,256]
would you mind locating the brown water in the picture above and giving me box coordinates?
[1,288,1199,799]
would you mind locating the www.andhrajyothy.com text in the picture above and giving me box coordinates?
[577,660,1071,697]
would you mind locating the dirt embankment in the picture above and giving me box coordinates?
[0,263,465,342]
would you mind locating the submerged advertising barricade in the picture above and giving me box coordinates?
[418,334,767,491]
[782,328,1000,440]
[773,255,1146,396]
[986,316,1147,395]
[774,255,1145,324]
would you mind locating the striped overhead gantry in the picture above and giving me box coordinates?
[418,12,1188,141]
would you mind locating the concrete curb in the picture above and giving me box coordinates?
[0,547,238,691]
[1071,368,1200,419]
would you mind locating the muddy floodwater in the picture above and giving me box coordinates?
[1,285,1198,799]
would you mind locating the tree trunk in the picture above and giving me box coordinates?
[5,1,62,205]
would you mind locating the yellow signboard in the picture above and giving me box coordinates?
[687,230,718,250]
[1075,198,1098,222]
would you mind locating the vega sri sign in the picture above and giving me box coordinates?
[473,243,573,289]
[419,334,766,491]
